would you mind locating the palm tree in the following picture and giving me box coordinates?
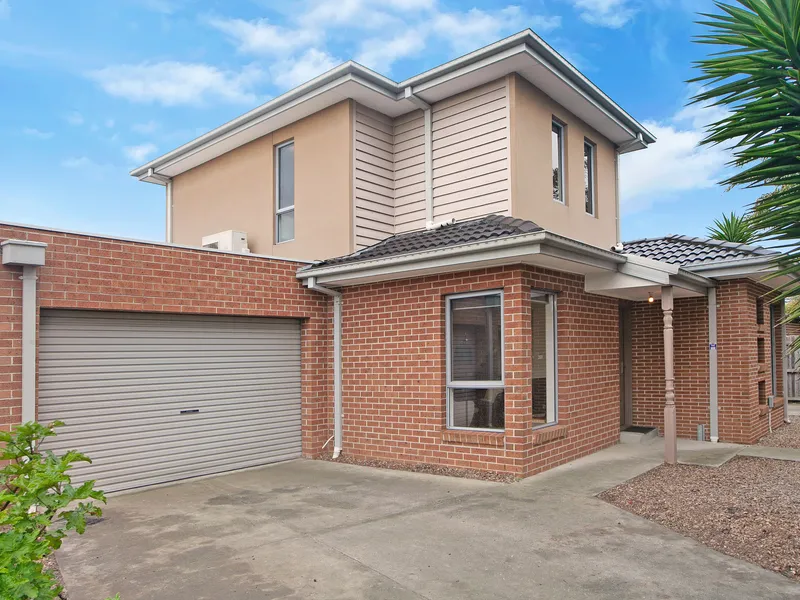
[707,211,757,243]
[691,0,800,347]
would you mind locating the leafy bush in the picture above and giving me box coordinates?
[0,421,106,600]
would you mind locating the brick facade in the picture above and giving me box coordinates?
[340,265,620,477]
[0,225,334,457]
[629,297,710,439]
[629,280,786,445]
[0,223,788,481]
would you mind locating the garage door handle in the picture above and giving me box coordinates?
[180,409,200,415]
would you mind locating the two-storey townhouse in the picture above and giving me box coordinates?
[0,31,789,492]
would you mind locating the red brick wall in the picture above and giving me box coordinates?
[630,297,710,439]
[339,265,620,478]
[0,225,333,457]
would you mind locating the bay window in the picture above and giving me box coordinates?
[446,291,504,430]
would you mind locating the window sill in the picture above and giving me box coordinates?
[531,424,568,446]
[442,430,504,447]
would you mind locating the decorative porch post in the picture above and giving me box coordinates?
[662,285,677,464]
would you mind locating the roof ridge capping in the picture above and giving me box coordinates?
[300,215,544,269]
[666,233,776,255]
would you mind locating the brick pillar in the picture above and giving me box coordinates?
[502,271,532,476]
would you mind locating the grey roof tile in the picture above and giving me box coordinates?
[623,234,777,267]
[306,215,543,268]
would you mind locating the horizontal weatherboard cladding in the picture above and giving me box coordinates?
[38,310,302,493]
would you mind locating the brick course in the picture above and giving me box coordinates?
[629,280,785,444]
[0,225,333,457]
[339,265,621,478]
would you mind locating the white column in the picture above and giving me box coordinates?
[20,266,38,423]
[708,287,719,442]
[662,286,677,464]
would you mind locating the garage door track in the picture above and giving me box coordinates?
[57,446,799,600]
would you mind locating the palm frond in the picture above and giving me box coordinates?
[692,0,800,348]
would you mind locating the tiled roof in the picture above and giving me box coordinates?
[623,235,777,267]
[307,215,543,268]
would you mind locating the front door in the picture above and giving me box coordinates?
[619,306,633,428]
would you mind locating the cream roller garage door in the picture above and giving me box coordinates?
[38,310,302,493]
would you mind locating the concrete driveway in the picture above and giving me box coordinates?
[58,445,798,600]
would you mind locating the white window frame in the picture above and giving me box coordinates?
[445,289,505,432]
[275,140,295,244]
[552,119,565,205]
[531,290,558,429]
[584,139,596,217]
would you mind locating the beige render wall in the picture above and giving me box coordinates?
[509,74,618,250]
[171,100,354,261]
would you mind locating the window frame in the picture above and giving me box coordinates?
[552,119,565,205]
[275,139,295,244]
[770,303,779,396]
[583,138,596,217]
[531,289,559,430]
[445,289,505,432]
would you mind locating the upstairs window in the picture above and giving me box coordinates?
[446,291,504,430]
[275,141,295,243]
[552,120,565,203]
[584,139,596,216]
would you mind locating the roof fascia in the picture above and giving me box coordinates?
[131,67,399,179]
[133,31,655,179]
[401,30,655,145]
[296,231,626,284]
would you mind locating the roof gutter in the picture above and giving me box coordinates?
[132,30,655,180]
[297,230,626,283]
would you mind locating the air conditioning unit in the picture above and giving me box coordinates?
[201,230,250,253]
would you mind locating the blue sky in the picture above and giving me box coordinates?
[0,0,757,243]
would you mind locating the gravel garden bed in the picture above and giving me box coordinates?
[757,419,800,449]
[599,456,800,580]
[321,454,518,483]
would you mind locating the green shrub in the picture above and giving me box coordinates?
[0,421,106,600]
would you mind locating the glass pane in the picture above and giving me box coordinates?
[531,300,548,424]
[278,143,294,210]
[552,123,562,203]
[450,294,502,381]
[584,142,594,214]
[277,210,294,243]
[450,388,504,429]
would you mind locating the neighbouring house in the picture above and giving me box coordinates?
[0,30,792,493]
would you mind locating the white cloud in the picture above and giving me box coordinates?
[356,30,426,73]
[22,127,54,140]
[298,0,433,30]
[572,0,636,28]
[0,0,10,19]
[65,111,84,126]
[270,48,339,89]
[433,6,560,54]
[123,143,158,163]
[620,101,731,214]
[61,156,98,169]
[88,61,264,106]
[132,120,159,134]
[206,17,316,55]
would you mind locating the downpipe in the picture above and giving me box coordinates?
[307,277,343,459]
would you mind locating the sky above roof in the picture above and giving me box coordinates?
[0,0,759,243]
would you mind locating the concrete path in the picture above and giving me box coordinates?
[739,445,800,461]
[56,444,798,600]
